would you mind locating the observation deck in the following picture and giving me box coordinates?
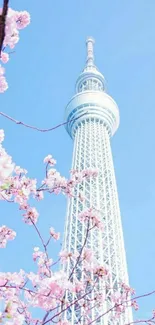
[64,37,120,138]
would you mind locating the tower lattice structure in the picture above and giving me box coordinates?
[63,38,133,324]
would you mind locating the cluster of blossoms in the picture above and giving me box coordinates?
[33,247,52,276]
[0,131,14,183]
[0,65,8,93]
[0,243,125,324]
[50,227,60,240]
[1,128,153,323]
[0,225,16,248]
[0,129,154,323]
[0,130,98,230]
[0,8,30,92]
[110,283,138,320]
[79,207,103,230]
[43,157,98,198]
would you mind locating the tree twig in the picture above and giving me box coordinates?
[0,111,87,133]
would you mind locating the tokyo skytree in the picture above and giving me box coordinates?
[62,38,133,324]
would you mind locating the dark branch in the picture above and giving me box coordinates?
[0,0,9,55]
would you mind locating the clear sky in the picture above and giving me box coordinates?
[0,0,155,321]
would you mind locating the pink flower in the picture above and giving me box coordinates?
[0,66,8,92]
[78,208,104,230]
[49,227,60,240]
[14,166,27,175]
[44,154,56,166]
[82,248,93,262]
[33,247,40,261]
[0,8,30,92]
[35,190,44,201]
[93,265,109,278]
[121,282,135,295]
[59,250,78,263]
[0,153,14,182]
[0,52,9,64]
[73,280,85,293]
[0,225,16,248]
[53,188,61,194]
[131,300,139,311]
[0,74,8,93]
[0,129,4,143]
[16,11,30,29]
[59,250,73,262]
[23,207,39,225]
[0,65,5,75]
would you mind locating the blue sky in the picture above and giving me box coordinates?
[0,0,155,321]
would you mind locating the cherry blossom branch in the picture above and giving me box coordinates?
[42,287,96,325]
[68,219,90,281]
[1,284,36,296]
[29,217,52,276]
[88,289,155,325]
[0,111,87,133]
[30,219,45,248]
[0,0,9,54]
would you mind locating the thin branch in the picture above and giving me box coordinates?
[42,288,96,325]
[30,217,52,277]
[68,219,90,281]
[0,111,87,133]
[88,290,155,325]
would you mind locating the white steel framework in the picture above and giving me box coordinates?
[63,38,133,324]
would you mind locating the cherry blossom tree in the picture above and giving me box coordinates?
[0,2,155,324]
[0,0,30,92]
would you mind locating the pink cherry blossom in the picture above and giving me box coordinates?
[0,225,16,248]
[0,52,9,64]
[131,300,139,311]
[82,247,93,262]
[59,250,74,263]
[23,207,39,225]
[78,208,104,230]
[35,190,44,200]
[0,73,8,93]
[16,11,30,29]
[14,166,27,175]
[0,8,30,93]
[93,265,109,278]
[44,154,56,166]
[121,282,135,295]
[0,66,5,75]
[0,124,152,323]
[0,152,14,182]
[50,227,60,240]
[0,129,4,143]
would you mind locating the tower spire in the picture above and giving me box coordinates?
[86,37,95,67]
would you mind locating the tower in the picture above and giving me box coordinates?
[63,38,133,324]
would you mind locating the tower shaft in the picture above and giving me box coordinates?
[63,38,133,324]
[63,120,132,324]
